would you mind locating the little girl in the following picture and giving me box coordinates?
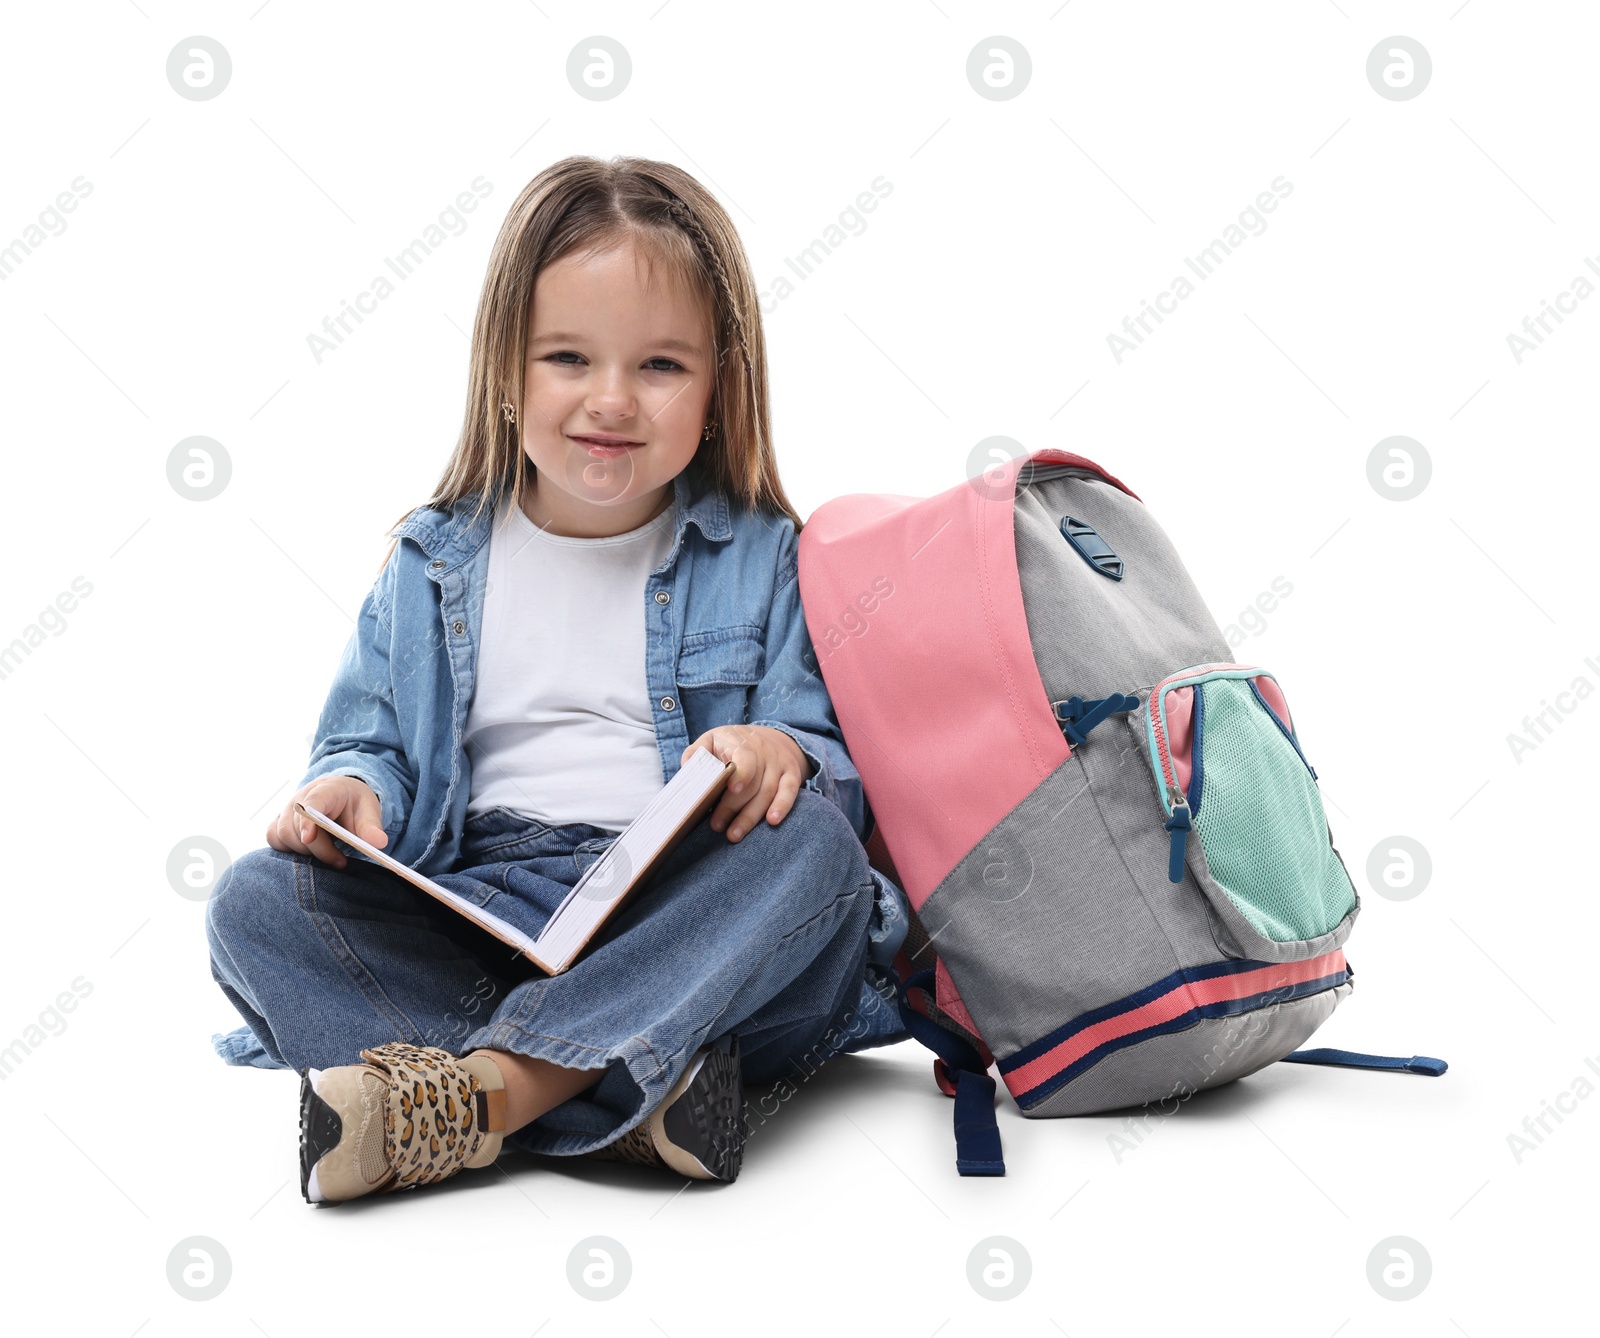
[206,156,909,1204]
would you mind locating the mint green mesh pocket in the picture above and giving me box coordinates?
[1189,678,1355,943]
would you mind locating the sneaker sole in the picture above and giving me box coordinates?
[299,1067,343,1205]
[658,1035,746,1182]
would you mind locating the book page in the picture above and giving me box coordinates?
[533,747,732,966]
[292,802,545,962]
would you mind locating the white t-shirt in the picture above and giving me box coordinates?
[463,493,678,833]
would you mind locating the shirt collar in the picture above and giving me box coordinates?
[671,464,733,545]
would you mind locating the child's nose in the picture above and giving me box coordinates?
[585,365,637,418]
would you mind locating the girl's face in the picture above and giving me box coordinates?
[518,235,714,537]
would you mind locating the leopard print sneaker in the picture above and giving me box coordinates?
[299,1042,507,1205]
[587,1034,745,1182]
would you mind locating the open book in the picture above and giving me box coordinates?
[295,746,734,975]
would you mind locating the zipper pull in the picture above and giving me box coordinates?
[1163,786,1191,883]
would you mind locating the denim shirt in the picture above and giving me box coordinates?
[300,466,866,878]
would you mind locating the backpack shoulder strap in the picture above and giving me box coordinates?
[796,450,1130,909]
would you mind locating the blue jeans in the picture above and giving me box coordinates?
[205,787,909,1156]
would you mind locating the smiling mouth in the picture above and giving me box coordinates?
[569,434,646,448]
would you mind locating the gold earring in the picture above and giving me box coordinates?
[501,400,517,425]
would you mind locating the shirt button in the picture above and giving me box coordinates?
[429,559,445,571]
[452,620,466,636]
[660,696,676,711]
[654,590,671,604]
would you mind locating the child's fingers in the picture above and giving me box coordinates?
[709,782,743,832]
[727,739,762,794]
[274,804,315,854]
[288,780,370,867]
[682,728,732,767]
[724,768,782,842]
[265,809,293,852]
[302,825,348,869]
[354,788,387,848]
[763,768,804,826]
[708,731,760,830]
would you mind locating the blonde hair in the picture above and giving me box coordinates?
[383,156,800,565]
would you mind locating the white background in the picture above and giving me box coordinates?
[1,1,1593,1333]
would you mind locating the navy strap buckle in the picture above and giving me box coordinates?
[1052,692,1141,747]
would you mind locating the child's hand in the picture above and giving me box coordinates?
[682,725,810,842]
[268,776,387,869]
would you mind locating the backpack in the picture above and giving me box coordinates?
[796,448,1445,1176]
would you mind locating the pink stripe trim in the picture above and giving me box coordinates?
[1001,950,1347,1098]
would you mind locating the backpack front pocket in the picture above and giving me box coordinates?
[1146,663,1356,947]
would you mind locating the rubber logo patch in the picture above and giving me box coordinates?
[1058,516,1124,580]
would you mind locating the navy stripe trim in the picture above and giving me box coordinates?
[1010,971,1348,1109]
[1001,957,1300,1075]
[1248,677,1314,774]
[1188,680,1206,813]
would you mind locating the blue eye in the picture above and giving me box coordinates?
[644,357,684,373]
[545,351,584,366]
